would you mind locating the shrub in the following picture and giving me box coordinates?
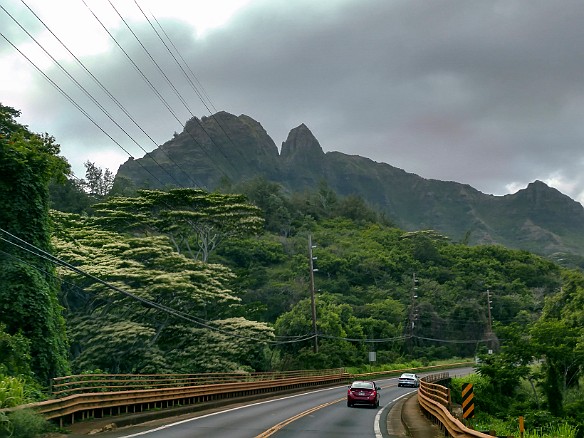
[0,376,25,408]
[0,409,50,438]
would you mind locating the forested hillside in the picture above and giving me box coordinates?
[1,104,583,435]
[115,111,584,259]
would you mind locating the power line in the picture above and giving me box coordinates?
[133,0,253,178]
[319,334,410,343]
[8,0,260,191]
[81,0,240,183]
[0,227,312,345]
[413,335,489,344]
[106,0,195,117]
[17,0,202,189]
[138,0,217,114]
[0,31,164,184]
[4,1,189,189]
[0,11,172,189]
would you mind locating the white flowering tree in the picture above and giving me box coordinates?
[51,211,273,373]
[91,188,264,262]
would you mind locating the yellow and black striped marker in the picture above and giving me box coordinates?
[461,383,474,419]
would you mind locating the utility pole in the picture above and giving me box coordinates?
[308,234,318,353]
[486,290,493,335]
[407,273,419,351]
[485,290,494,354]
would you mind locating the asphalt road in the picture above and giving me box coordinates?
[98,376,416,438]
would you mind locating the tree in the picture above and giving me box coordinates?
[0,324,31,377]
[274,294,365,369]
[51,211,273,373]
[530,319,583,415]
[236,176,295,236]
[335,194,378,223]
[91,189,264,262]
[49,177,93,213]
[0,104,70,383]
[82,161,114,199]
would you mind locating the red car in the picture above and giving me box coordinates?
[347,380,380,408]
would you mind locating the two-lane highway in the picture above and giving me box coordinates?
[102,376,418,438]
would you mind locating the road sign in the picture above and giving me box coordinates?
[462,383,474,419]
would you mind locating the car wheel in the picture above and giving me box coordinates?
[347,401,352,407]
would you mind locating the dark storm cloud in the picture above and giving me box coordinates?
[6,0,584,202]
[183,0,584,201]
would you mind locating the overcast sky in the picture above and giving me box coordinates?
[2,0,584,204]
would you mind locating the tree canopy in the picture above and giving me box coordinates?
[91,189,264,262]
[0,103,70,383]
[51,210,274,373]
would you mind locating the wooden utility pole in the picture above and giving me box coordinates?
[406,273,419,351]
[308,234,318,353]
[485,290,494,353]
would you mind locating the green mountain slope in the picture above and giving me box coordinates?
[115,112,584,257]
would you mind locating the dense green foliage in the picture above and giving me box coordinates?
[451,373,581,438]
[51,210,273,373]
[212,218,562,362]
[0,104,70,384]
[91,188,264,262]
[446,268,584,433]
[2,105,583,434]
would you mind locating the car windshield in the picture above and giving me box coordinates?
[401,374,415,378]
[351,382,374,389]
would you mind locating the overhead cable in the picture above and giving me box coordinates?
[0,227,311,345]
[82,0,239,182]
[0,19,171,189]
[18,0,202,188]
[128,0,246,179]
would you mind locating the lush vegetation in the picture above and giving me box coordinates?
[1,104,583,435]
[0,103,61,438]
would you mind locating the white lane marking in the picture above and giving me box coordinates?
[118,384,349,437]
[374,391,415,438]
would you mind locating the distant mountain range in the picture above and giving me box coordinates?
[115,111,584,258]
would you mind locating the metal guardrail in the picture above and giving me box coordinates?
[50,369,344,397]
[10,370,348,427]
[2,363,473,428]
[418,374,493,438]
[351,361,473,380]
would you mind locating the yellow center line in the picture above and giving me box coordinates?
[254,397,346,438]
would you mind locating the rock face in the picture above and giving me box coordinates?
[115,112,584,257]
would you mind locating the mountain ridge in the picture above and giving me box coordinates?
[115,112,584,257]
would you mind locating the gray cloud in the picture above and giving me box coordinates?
[4,0,584,203]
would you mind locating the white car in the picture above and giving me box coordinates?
[398,373,420,387]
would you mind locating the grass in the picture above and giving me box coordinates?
[469,415,577,438]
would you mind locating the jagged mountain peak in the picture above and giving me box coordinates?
[280,123,324,160]
[115,111,584,257]
[511,179,580,207]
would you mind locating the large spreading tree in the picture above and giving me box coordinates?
[51,208,274,373]
[91,189,264,262]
